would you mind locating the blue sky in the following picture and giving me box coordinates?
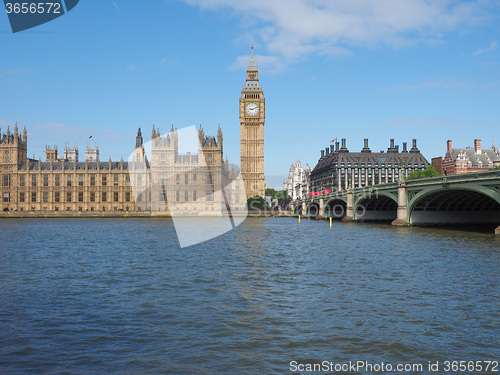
[1,0,499,188]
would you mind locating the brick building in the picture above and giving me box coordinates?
[442,139,500,175]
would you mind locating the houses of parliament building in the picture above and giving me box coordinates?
[0,47,264,213]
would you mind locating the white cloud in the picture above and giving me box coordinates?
[1,68,32,77]
[182,0,493,69]
[473,41,498,56]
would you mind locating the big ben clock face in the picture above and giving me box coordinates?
[245,102,259,116]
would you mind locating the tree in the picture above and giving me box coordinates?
[406,166,441,180]
[265,188,277,199]
[275,189,291,204]
[247,195,266,210]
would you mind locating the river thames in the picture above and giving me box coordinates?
[0,218,499,374]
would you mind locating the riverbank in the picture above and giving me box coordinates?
[0,210,294,219]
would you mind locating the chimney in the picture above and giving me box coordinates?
[410,139,419,153]
[321,150,325,158]
[335,141,340,152]
[403,142,407,152]
[474,139,482,154]
[330,145,334,153]
[341,138,346,149]
[326,147,329,155]
[447,140,452,152]
[361,138,371,153]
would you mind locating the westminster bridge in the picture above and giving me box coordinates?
[292,170,500,235]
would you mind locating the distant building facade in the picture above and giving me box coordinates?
[0,124,244,214]
[311,138,429,192]
[431,156,444,175]
[283,159,311,200]
[442,139,500,175]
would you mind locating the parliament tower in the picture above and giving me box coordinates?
[240,44,265,198]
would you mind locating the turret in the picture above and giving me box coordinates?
[136,127,143,148]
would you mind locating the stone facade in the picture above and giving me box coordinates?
[442,139,500,175]
[311,138,429,192]
[283,159,311,200]
[0,124,244,214]
[240,45,265,199]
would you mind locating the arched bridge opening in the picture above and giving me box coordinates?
[355,196,398,222]
[325,199,347,220]
[294,203,303,216]
[307,201,320,218]
[410,189,500,225]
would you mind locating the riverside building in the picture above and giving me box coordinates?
[310,138,429,193]
[0,124,244,214]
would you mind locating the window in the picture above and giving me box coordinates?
[102,192,107,202]
[20,176,25,187]
[19,192,25,202]
[193,173,197,185]
[176,174,180,185]
[176,190,180,201]
[43,192,48,203]
[185,174,188,185]
[55,192,60,202]
[193,191,197,201]
[67,192,72,202]
[114,176,119,186]
[3,192,9,202]
[185,190,188,201]
[4,151,9,162]
[125,192,130,202]
[3,175,10,187]
[31,192,37,203]
[79,175,84,186]
[43,176,48,187]
[67,176,72,187]
[55,175,60,186]
[90,192,95,202]
[137,175,142,186]
[90,175,95,186]
[102,176,107,186]
[114,192,119,202]
[78,192,84,202]
[32,176,37,187]
[126,175,130,186]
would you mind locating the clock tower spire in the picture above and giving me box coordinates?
[240,43,265,199]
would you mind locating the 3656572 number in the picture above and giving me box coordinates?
[5,2,61,14]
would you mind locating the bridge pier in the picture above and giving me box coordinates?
[302,201,307,217]
[342,189,354,222]
[392,180,410,227]
[496,226,500,236]
[318,197,325,219]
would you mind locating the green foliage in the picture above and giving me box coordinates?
[406,166,441,180]
[275,189,291,204]
[247,195,266,210]
[265,188,277,199]
[493,165,500,170]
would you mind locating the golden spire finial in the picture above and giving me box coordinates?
[251,40,254,56]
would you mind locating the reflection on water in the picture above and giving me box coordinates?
[0,218,498,374]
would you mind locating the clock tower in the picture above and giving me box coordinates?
[240,44,265,199]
